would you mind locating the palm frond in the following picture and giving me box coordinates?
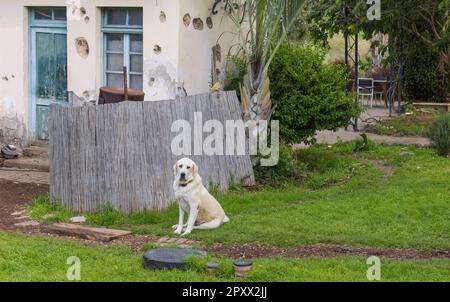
[222,0,307,124]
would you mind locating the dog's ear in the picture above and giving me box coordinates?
[192,162,198,176]
[173,162,178,177]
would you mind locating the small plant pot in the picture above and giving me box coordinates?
[207,261,219,276]
[233,259,253,278]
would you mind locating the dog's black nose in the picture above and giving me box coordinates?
[180,172,186,179]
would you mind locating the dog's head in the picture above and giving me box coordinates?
[174,158,198,184]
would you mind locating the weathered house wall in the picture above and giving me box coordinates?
[0,0,236,145]
[177,0,236,96]
[0,1,30,145]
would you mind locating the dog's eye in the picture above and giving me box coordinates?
[178,165,183,168]
[186,166,191,169]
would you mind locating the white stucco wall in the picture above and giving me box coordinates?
[66,0,183,102]
[0,0,235,144]
[0,1,30,145]
[178,0,237,96]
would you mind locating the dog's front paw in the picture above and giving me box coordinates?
[174,227,183,235]
[181,229,192,236]
[172,224,180,230]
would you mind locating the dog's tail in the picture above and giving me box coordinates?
[223,215,230,223]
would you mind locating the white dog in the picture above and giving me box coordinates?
[172,158,229,236]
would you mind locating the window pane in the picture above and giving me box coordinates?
[54,33,68,101]
[130,35,143,53]
[107,73,124,88]
[106,9,126,25]
[36,32,54,98]
[106,34,124,52]
[130,75,143,90]
[54,8,66,20]
[35,8,52,20]
[107,54,124,71]
[130,55,143,73]
[128,8,143,26]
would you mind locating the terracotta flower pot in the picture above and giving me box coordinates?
[207,261,219,276]
[233,259,253,278]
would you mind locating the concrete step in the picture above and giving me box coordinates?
[23,145,48,158]
[1,156,49,172]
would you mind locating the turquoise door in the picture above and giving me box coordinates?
[30,8,67,140]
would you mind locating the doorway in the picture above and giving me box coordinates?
[29,7,67,140]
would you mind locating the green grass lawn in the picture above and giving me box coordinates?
[1,232,449,282]
[367,111,440,137]
[29,142,450,250]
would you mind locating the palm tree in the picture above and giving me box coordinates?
[222,0,306,127]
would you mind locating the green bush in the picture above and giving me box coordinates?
[253,144,307,183]
[402,39,449,103]
[353,133,377,152]
[222,55,247,100]
[426,114,450,157]
[253,143,357,187]
[269,43,359,144]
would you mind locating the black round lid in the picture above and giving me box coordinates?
[143,248,206,270]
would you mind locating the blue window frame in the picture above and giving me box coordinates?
[30,7,67,27]
[102,8,143,90]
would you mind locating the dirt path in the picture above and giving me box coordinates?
[356,157,395,184]
[15,229,449,260]
[206,243,450,260]
[0,180,48,232]
[295,129,430,149]
[306,108,431,148]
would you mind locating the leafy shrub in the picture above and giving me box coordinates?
[253,143,357,187]
[358,55,372,75]
[402,41,449,103]
[426,114,450,157]
[269,43,359,144]
[404,103,416,115]
[253,144,307,183]
[222,55,247,99]
[353,133,377,152]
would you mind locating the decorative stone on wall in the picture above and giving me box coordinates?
[160,11,166,23]
[67,2,87,21]
[183,13,191,27]
[206,17,213,29]
[153,45,162,55]
[75,37,89,59]
[193,18,204,30]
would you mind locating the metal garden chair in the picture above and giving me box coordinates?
[358,78,375,108]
